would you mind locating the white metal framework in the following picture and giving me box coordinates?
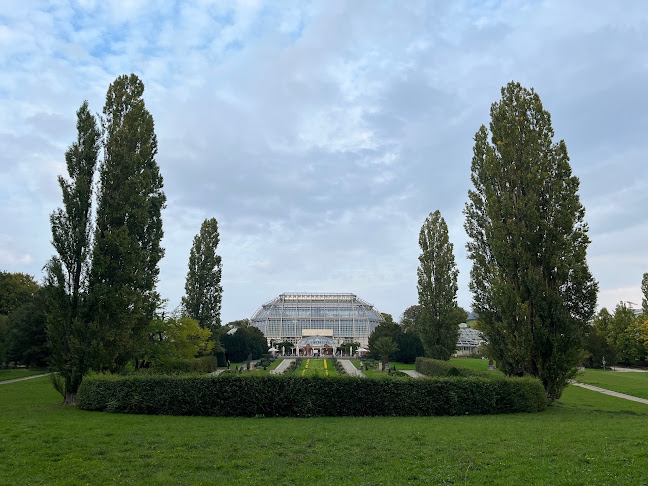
[250,292,384,347]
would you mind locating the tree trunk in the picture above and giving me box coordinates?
[63,390,77,405]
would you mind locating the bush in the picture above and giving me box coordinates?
[146,356,219,375]
[77,373,546,417]
[331,358,346,375]
[416,357,492,378]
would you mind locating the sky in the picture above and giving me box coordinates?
[1,0,647,323]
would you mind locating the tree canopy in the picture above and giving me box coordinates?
[417,210,460,360]
[182,218,223,331]
[89,74,166,372]
[464,81,598,400]
[46,100,100,403]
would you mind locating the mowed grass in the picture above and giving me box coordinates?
[295,358,337,376]
[0,368,47,381]
[575,369,648,399]
[1,377,648,484]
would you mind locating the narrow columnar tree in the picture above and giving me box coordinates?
[642,273,648,316]
[417,210,460,360]
[89,74,166,372]
[46,101,100,404]
[464,81,598,400]
[182,218,223,331]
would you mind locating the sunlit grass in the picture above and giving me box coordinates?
[1,377,648,484]
[575,369,648,399]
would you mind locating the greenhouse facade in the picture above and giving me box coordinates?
[250,292,384,351]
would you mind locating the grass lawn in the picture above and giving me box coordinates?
[0,368,47,381]
[294,358,338,377]
[1,376,648,484]
[575,369,648,399]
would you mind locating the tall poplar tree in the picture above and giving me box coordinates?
[642,273,648,316]
[89,74,166,371]
[182,218,223,331]
[464,82,598,400]
[417,210,460,360]
[46,101,100,403]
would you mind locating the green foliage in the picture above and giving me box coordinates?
[0,271,39,315]
[417,210,460,360]
[394,332,425,364]
[77,373,546,416]
[89,74,166,372]
[221,327,268,362]
[165,317,213,359]
[45,100,100,403]
[583,325,617,368]
[182,218,222,331]
[400,304,422,333]
[3,288,50,367]
[372,336,399,365]
[416,357,494,379]
[367,320,400,359]
[642,273,648,316]
[464,81,598,400]
[148,356,219,374]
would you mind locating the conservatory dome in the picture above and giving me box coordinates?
[250,292,384,347]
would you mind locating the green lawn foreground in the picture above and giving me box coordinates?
[575,369,648,400]
[1,376,648,485]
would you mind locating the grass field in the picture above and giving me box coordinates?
[575,369,648,399]
[294,358,338,376]
[0,368,47,381]
[1,376,648,484]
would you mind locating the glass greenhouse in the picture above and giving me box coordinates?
[250,292,384,347]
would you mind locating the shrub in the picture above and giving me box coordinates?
[416,357,492,378]
[146,356,219,375]
[331,358,346,375]
[77,373,546,417]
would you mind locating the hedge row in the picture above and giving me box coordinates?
[143,356,219,374]
[77,374,546,417]
[416,357,493,379]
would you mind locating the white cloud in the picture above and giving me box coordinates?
[0,0,647,323]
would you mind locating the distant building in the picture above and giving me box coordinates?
[250,292,384,354]
[456,323,485,356]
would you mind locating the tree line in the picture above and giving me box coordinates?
[0,74,252,403]
[3,78,646,404]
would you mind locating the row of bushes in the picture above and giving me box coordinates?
[77,373,546,417]
[416,357,492,379]
[138,356,220,375]
[331,358,346,375]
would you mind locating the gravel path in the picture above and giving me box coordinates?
[0,373,52,385]
[340,360,365,377]
[270,359,294,375]
[570,381,648,405]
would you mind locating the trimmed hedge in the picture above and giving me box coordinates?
[77,374,546,417]
[416,357,493,379]
[144,356,219,374]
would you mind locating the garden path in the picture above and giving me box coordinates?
[0,373,52,385]
[570,381,648,405]
[270,359,294,375]
[340,360,365,377]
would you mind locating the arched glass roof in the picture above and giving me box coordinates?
[250,292,383,344]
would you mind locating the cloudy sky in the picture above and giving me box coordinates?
[1,0,647,323]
